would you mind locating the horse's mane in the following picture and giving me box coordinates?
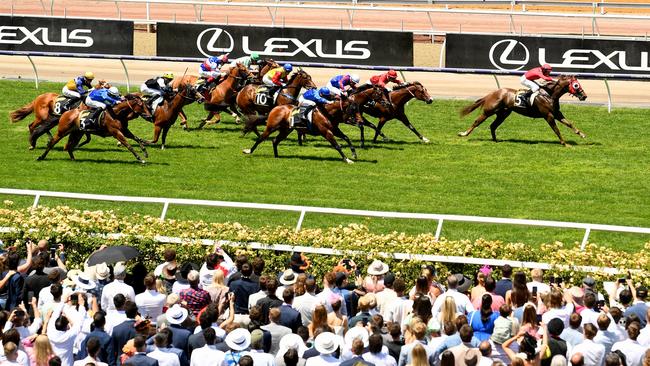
[124,93,140,100]
[350,83,374,94]
[392,83,413,91]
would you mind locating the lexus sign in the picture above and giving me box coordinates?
[0,16,133,55]
[446,33,650,74]
[157,23,413,66]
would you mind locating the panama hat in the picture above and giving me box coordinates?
[113,262,126,277]
[74,272,97,290]
[63,269,83,288]
[225,328,251,351]
[279,269,297,286]
[367,260,389,276]
[344,326,369,347]
[95,263,110,280]
[165,304,188,325]
[278,334,308,358]
[314,332,341,355]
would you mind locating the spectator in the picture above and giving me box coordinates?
[136,274,166,320]
[305,332,341,366]
[101,263,135,311]
[154,249,177,278]
[189,328,225,366]
[340,338,372,366]
[624,286,648,328]
[147,333,179,366]
[111,301,138,366]
[278,269,297,299]
[279,288,302,333]
[432,275,474,316]
[385,323,404,363]
[478,341,493,366]
[179,271,210,318]
[326,298,347,336]
[507,272,529,319]
[6,301,41,339]
[503,327,548,366]
[275,334,307,366]
[164,304,191,352]
[293,277,318,327]
[91,263,112,300]
[468,294,498,342]
[438,296,458,328]
[258,278,283,325]
[580,292,600,327]
[471,272,487,303]
[289,253,310,274]
[22,334,55,366]
[611,321,644,366]
[172,263,195,295]
[491,304,519,346]
[248,275,268,311]
[363,333,395,366]
[495,265,513,299]
[261,308,292,354]
[398,322,434,366]
[37,270,68,312]
[248,329,274,366]
[4,253,24,311]
[384,279,411,327]
[2,341,21,366]
[376,273,397,316]
[48,294,87,366]
[78,312,112,362]
[153,328,188,366]
[474,276,505,312]
[569,324,605,366]
[593,313,618,354]
[204,269,228,307]
[365,260,389,294]
[73,337,106,366]
[223,328,252,366]
[229,263,259,324]
[527,269,551,295]
[418,344,438,366]
[542,318,567,366]
[608,307,627,341]
[349,294,374,328]
[570,353,585,366]
[560,313,584,348]
[105,294,127,336]
[125,335,159,366]
[23,254,50,307]
[604,352,624,366]
[449,325,477,366]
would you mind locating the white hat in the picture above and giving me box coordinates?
[165,304,188,325]
[63,269,83,288]
[314,332,341,355]
[95,263,110,280]
[113,262,126,277]
[279,269,297,286]
[344,325,369,347]
[74,273,97,290]
[225,328,251,351]
[367,260,389,275]
[278,334,308,358]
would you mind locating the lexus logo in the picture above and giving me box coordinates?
[489,39,530,71]
[197,27,234,56]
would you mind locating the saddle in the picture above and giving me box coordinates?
[53,96,82,116]
[254,86,279,107]
[291,106,315,131]
[79,109,104,131]
[515,88,548,108]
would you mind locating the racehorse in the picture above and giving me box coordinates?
[256,59,280,83]
[10,81,110,149]
[359,82,433,146]
[242,98,362,164]
[238,69,317,134]
[197,63,252,128]
[458,75,587,146]
[36,94,151,163]
[146,83,204,149]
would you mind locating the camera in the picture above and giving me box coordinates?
[618,278,627,284]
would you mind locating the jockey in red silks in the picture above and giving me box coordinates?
[368,69,402,90]
[517,63,554,106]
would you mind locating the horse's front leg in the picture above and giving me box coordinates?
[179,109,189,129]
[545,114,569,147]
[123,128,149,158]
[396,112,428,143]
[555,111,586,138]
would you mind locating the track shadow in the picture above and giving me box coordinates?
[148,144,216,150]
[37,157,169,165]
[474,138,582,146]
[277,154,378,163]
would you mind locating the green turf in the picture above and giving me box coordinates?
[1,80,649,251]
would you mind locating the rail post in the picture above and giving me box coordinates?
[32,194,41,209]
[438,37,446,68]
[295,210,307,232]
[119,59,131,92]
[580,227,591,250]
[493,74,501,89]
[26,55,39,89]
[434,219,444,241]
[160,201,170,220]
[603,79,612,113]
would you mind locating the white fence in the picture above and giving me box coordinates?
[2,188,650,252]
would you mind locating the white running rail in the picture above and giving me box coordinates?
[1,188,650,250]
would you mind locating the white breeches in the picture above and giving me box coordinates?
[62,88,81,99]
[520,76,540,92]
[262,75,277,87]
[84,97,106,109]
[140,85,163,110]
[298,97,316,107]
[326,84,343,96]
[199,70,221,79]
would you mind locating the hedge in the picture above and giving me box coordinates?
[1,203,649,289]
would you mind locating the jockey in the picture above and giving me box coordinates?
[262,64,293,93]
[230,52,260,70]
[199,53,229,84]
[296,87,334,126]
[140,72,174,113]
[327,74,360,96]
[369,69,402,90]
[62,72,94,100]
[518,63,554,106]
[83,86,121,130]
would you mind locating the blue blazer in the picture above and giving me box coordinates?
[111,319,136,366]
[78,329,113,363]
[125,352,159,366]
[279,304,302,333]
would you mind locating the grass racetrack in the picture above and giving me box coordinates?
[1,80,650,252]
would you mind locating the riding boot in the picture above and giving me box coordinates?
[106,106,119,122]
[81,109,99,131]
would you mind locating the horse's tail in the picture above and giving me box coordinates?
[242,114,267,136]
[9,101,35,123]
[460,96,486,117]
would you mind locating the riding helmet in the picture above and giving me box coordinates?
[284,64,293,72]
[350,74,360,84]
[250,52,260,61]
[542,64,552,72]
[162,72,175,79]
[84,71,95,80]
[108,87,120,98]
[319,87,331,97]
[387,69,398,78]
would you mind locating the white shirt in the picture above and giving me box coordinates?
[362,352,397,366]
[136,289,166,320]
[3,319,42,339]
[249,349,275,366]
[38,285,72,312]
[526,281,551,294]
[0,349,29,366]
[304,354,340,366]
[73,356,108,366]
[569,339,605,366]
[611,339,645,366]
[478,356,493,366]
[48,304,87,366]
[375,288,398,316]
[541,303,575,327]
[292,292,318,326]
[638,325,650,347]
[431,289,475,315]
[593,329,619,355]
[172,281,190,295]
[199,263,216,289]
[100,279,135,311]
[579,308,601,327]
[104,309,127,336]
[193,324,226,339]
[249,290,267,310]
[384,297,412,326]
[154,262,170,277]
[191,345,225,366]
[148,348,181,366]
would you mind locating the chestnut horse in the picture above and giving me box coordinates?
[242,98,362,164]
[359,82,433,146]
[237,69,317,134]
[458,75,587,146]
[36,94,151,163]
[10,81,110,149]
[146,83,204,149]
[196,63,252,128]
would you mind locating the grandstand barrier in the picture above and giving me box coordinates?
[3,50,650,112]
[2,188,650,252]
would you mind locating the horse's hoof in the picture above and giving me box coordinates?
[562,142,572,148]
[422,137,430,143]
[36,156,44,161]
[28,146,34,151]
[578,132,586,138]
[242,149,252,154]
[235,117,241,125]
[139,159,146,164]
[352,154,358,160]
[161,145,165,150]
[117,142,124,147]
[457,131,468,137]
[382,136,391,142]
[344,158,354,164]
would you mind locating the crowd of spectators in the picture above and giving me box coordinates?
[0,240,648,366]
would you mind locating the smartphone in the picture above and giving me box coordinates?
[549,276,555,285]
[626,271,632,280]
[532,286,538,296]
[597,300,605,308]
[618,278,627,284]
[14,310,25,317]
